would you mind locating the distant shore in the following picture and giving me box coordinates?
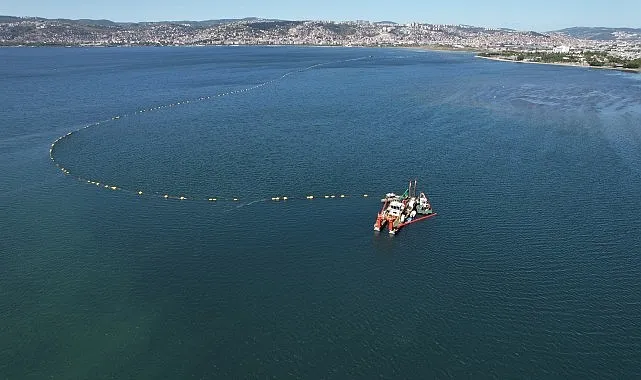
[475,55,640,74]
[2,43,639,75]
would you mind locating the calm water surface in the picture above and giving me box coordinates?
[1,46,640,378]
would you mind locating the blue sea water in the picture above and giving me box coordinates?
[1,46,641,378]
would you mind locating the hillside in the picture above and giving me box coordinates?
[0,16,639,59]
[555,27,641,42]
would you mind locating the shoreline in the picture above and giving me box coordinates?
[476,55,640,74]
[2,43,638,74]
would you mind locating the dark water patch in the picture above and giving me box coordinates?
[1,46,640,378]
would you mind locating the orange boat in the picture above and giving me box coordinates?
[373,180,436,235]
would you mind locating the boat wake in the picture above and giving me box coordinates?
[226,198,269,212]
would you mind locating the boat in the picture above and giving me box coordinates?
[373,180,437,234]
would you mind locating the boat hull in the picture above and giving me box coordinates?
[373,181,436,235]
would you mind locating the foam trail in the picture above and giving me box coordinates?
[227,198,269,212]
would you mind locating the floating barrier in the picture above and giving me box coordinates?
[49,55,378,206]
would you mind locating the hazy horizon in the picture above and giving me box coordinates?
[2,0,640,32]
[2,14,640,33]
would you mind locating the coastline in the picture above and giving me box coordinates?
[2,43,638,74]
[475,54,641,74]
[400,44,476,53]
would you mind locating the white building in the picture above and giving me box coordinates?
[553,45,570,53]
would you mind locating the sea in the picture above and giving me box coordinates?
[1,46,640,379]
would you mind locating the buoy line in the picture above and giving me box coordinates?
[50,55,375,204]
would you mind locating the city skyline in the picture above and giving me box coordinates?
[2,0,641,32]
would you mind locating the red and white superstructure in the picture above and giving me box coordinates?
[373,180,437,235]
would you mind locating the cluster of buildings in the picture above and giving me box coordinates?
[1,17,640,58]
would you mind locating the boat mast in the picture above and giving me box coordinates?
[408,179,417,198]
